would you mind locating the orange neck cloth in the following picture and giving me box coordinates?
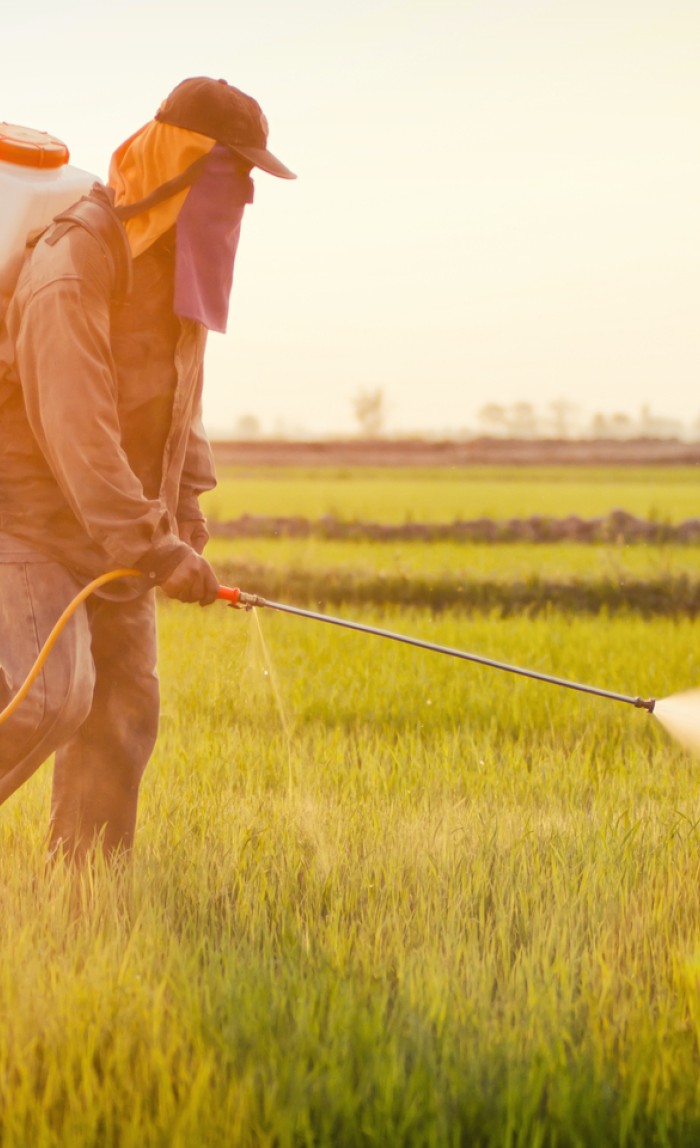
[108,120,216,258]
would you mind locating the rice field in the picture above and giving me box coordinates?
[201,465,700,524]
[205,535,700,584]
[2,464,700,1145]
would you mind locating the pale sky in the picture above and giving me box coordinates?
[3,0,699,437]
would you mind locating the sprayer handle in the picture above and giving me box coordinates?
[217,585,241,605]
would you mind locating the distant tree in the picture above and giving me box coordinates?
[638,404,654,435]
[477,403,508,436]
[589,411,610,437]
[508,401,538,438]
[548,399,578,438]
[609,412,633,438]
[353,387,386,438]
[233,414,261,439]
[637,404,682,439]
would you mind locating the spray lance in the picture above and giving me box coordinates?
[4,569,699,751]
[216,585,656,714]
[217,586,700,753]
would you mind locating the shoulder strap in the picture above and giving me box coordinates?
[45,183,132,301]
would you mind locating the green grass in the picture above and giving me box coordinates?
[202,465,700,524]
[3,464,700,1144]
[3,603,700,1144]
[206,536,700,582]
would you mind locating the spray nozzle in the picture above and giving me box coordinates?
[216,586,268,611]
[236,590,267,611]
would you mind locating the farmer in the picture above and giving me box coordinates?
[0,77,295,861]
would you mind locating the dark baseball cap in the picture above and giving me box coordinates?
[155,76,296,180]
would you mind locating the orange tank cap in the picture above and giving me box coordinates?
[0,123,70,169]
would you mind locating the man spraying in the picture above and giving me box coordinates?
[0,77,295,861]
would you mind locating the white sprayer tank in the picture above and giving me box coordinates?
[0,122,97,312]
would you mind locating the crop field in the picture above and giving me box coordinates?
[2,465,700,1145]
[202,465,700,524]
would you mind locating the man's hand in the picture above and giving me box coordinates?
[178,519,209,555]
[159,550,219,605]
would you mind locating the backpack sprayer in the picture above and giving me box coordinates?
[0,123,96,318]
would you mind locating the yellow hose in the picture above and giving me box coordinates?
[0,567,140,727]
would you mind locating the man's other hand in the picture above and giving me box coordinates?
[178,519,209,554]
[159,550,219,605]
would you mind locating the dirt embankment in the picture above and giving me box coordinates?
[212,437,700,468]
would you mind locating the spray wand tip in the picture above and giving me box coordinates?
[634,697,656,713]
[651,687,700,755]
[237,590,267,610]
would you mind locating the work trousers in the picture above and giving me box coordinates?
[0,562,159,859]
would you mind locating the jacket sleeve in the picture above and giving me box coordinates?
[177,386,217,527]
[14,245,190,579]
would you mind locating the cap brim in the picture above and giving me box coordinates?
[230,144,296,180]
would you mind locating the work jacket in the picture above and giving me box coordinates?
[0,186,216,586]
